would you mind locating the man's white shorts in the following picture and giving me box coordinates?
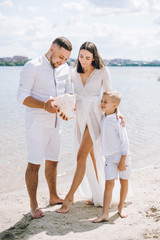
[26,117,62,165]
[105,152,131,180]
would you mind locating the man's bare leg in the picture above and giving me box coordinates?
[56,126,93,213]
[118,178,128,218]
[92,180,114,223]
[25,163,44,218]
[45,160,63,205]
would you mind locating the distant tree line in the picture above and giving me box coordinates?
[0,56,160,67]
[0,56,29,66]
[0,60,29,66]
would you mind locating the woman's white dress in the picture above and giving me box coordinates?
[70,66,112,206]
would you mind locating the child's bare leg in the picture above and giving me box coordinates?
[92,180,115,223]
[118,178,128,218]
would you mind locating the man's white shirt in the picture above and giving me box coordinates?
[17,55,73,126]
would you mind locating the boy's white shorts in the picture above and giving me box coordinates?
[105,152,131,180]
[26,117,62,165]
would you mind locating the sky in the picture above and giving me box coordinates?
[0,0,160,61]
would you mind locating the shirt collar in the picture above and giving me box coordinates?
[105,112,117,119]
[42,54,53,68]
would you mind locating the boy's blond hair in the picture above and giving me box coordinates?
[103,91,122,106]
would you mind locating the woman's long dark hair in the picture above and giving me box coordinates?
[76,41,105,73]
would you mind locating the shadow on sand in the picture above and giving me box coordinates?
[0,201,123,240]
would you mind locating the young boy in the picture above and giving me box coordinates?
[93,91,131,223]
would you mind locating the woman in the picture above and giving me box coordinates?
[57,41,113,213]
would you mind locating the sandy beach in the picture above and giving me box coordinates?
[0,164,160,240]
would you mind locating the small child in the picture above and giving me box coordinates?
[92,91,131,223]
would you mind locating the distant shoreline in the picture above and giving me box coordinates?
[0,64,160,67]
[0,56,160,67]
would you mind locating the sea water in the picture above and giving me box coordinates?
[0,66,160,180]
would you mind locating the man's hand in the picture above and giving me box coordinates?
[44,99,60,113]
[117,156,126,171]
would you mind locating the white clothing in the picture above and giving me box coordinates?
[105,153,131,180]
[71,66,112,206]
[101,113,129,157]
[17,55,72,163]
[26,117,62,164]
[17,55,73,126]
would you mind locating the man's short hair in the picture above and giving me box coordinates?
[103,91,122,106]
[52,37,72,51]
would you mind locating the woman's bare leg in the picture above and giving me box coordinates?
[90,147,99,182]
[85,148,98,205]
[56,126,93,213]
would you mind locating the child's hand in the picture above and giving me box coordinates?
[117,156,126,171]
[117,162,126,171]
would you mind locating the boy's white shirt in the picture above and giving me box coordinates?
[100,113,129,157]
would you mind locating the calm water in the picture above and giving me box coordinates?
[0,66,160,176]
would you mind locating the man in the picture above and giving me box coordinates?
[17,37,72,218]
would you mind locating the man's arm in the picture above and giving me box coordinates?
[23,96,58,113]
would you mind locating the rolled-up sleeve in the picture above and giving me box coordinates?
[102,66,112,92]
[17,62,35,104]
[117,123,129,155]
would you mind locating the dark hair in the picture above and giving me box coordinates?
[76,41,105,73]
[52,37,72,51]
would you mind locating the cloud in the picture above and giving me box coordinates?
[0,0,159,60]
[62,2,84,11]
[89,0,160,16]
[89,0,133,8]
[27,6,39,13]
[0,12,57,57]
[61,1,85,26]
[91,7,137,16]
[0,0,13,7]
[154,14,160,24]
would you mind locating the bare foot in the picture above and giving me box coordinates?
[118,208,128,218]
[92,214,109,223]
[56,196,73,213]
[86,200,94,205]
[49,197,64,205]
[30,207,44,219]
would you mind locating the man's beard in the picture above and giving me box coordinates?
[50,57,55,68]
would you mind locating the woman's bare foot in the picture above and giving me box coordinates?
[56,195,73,213]
[118,207,128,218]
[49,196,64,205]
[30,207,44,219]
[92,213,109,223]
[86,200,94,205]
